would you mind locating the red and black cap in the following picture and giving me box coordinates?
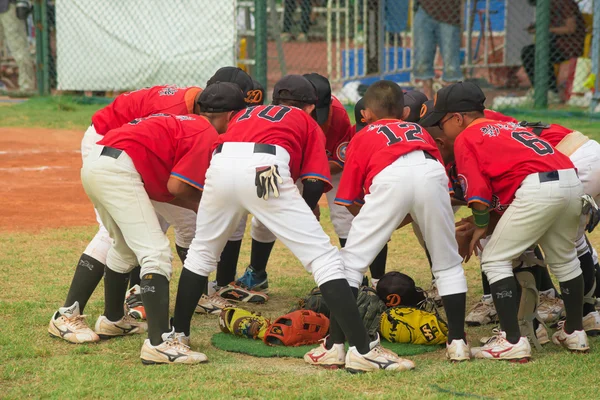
[198,82,247,113]
[419,82,486,127]
[207,67,254,102]
[272,74,318,105]
[354,97,367,132]
[303,73,332,125]
[246,79,265,106]
[376,271,426,308]
[403,90,428,123]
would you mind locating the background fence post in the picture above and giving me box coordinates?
[591,0,600,113]
[33,0,46,95]
[533,0,550,109]
[255,0,268,89]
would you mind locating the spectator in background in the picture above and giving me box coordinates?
[282,0,311,42]
[0,0,35,93]
[412,0,463,99]
[521,0,585,103]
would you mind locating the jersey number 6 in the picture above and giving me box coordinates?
[511,131,554,156]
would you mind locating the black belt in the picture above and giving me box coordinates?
[100,146,123,159]
[539,170,559,183]
[423,151,437,161]
[215,143,276,155]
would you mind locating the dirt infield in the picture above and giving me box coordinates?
[0,127,94,232]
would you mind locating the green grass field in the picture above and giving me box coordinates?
[2,97,600,399]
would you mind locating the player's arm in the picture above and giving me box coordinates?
[329,161,343,175]
[167,178,202,211]
[302,178,325,210]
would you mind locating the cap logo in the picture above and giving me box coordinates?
[420,103,428,118]
[245,90,263,105]
[386,293,401,307]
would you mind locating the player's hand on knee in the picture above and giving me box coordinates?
[455,220,475,261]
[466,226,487,263]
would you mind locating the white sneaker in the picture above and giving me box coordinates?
[536,324,550,345]
[538,290,564,323]
[304,338,346,369]
[583,311,600,336]
[174,332,190,347]
[140,329,208,365]
[471,330,531,362]
[552,321,590,352]
[48,302,99,344]
[345,334,415,373]
[466,295,497,326]
[196,294,233,315]
[94,314,147,338]
[446,339,471,362]
[207,281,222,296]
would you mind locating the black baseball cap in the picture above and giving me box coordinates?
[272,74,318,104]
[354,98,367,132]
[376,271,426,308]
[246,79,265,106]
[403,90,428,123]
[303,73,332,125]
[418,99,435,125]
[419,82,486,127]
[207,67,254,100]
[198,82,247,113]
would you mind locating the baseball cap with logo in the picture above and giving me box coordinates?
[246,79,265,106]
[272,74,318,104]
[303,73,332,125]
[419,81,486,127]
[198,82,247,113]
[207,67,254,103]
[354,98,367,132]
[376,271,426,308]
[403,90,429,123]
[418,99,435,125]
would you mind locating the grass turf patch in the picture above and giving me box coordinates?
[211,332,439,358]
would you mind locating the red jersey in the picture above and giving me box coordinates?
[484,109,518,123]
[216,105,332,191]
[99,113,217,202]
[335,119,445,206]
[91,85,202,135]
[455,119,575,213]
[537,123,573,147]
[322,96,352,168]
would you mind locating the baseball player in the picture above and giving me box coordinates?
[49,67,254,335]
[52,83,246,365]
[423,82,587,361]
[329,80,469,362]
[172,75,414,372]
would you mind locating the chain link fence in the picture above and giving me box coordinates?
[0,0,598,114]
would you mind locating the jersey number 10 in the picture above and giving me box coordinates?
[237,105,292,123]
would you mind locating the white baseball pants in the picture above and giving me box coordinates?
[81,145,173,279]
[80,125,196,265]
[482,169,583,285]
[183,143,345,286]
[341,151,467,295]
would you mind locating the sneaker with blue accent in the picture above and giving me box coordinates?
[235,265,269,292]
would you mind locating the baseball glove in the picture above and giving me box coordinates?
[379,306,448,345]
[289,287,330,317]
[218,307,270,340]
[263,310,330,346]
[356,286,387,336]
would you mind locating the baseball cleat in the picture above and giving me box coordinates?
[195,293,234,315]
[207,280,223,296]
[174,332,190,347]
[235,265,269,292]
[466,295,497,326]
[140,329,207,365]
[304,338,346,369]
[552,321,590,352]
[125,284,146,320]
[216,284,269,304]
[471,330,531,362]
[582,311,600,336]
[48,301,100,344]
[446,339,471,362]
[345,334,415,373]
[94,314,147,339]
[537,290,564,323]
[535,324,550,345]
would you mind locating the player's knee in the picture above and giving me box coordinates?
[174,228,195,249]
[482,262,514,285]
[549,258,582,283]
[251,219,276,243]
[106,250,138,275]
[311,250,349,287]
[432,263,468,296]
[182,246,217,278]
[83,232,112,265]
[229,217,247,241]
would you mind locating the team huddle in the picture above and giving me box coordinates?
[47,66,600,372]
